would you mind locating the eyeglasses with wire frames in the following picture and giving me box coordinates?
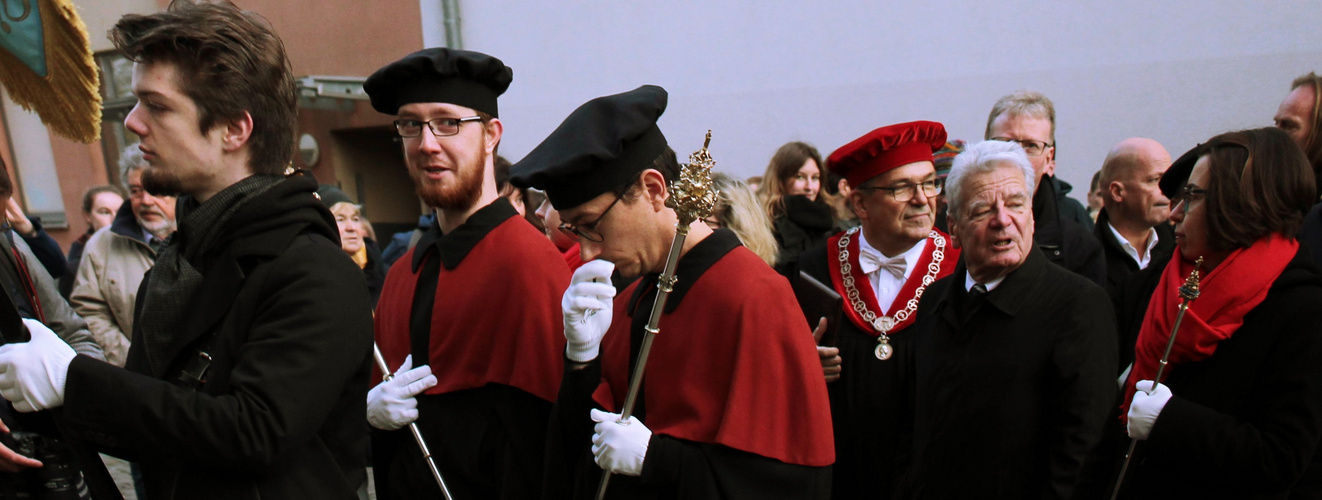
[1172,185,1207,216]
[856,178,943,202]
[990,137,1054,157]
[393,116,483,138]
[558,190,626,243]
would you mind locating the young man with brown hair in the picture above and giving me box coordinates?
[0,2,373,498]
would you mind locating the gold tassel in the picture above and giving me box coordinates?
[0,0,102,144]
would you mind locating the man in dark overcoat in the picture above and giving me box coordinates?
[0,2,373,498]
[900,139,1116,499]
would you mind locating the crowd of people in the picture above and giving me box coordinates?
[0,1,1318,499]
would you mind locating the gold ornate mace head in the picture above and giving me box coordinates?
[1178,256,1204,301]
[667,130,719,225]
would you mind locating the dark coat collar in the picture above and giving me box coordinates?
[936,245,1050,322]
[1033,175,1063,248]
[411,198,517,272]
[627,228,742,315]
[109,198,150,243]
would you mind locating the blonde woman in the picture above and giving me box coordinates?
[709,172,778,268]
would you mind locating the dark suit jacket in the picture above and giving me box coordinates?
[1122,249,1322,499]
[1093,208,1175,300]
[902,248,1117,499]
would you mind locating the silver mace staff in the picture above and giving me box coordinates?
[1109,256,1204,500]
[373,343,455,500]
[595,131,720,500]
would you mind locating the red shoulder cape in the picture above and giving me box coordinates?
[374,217,569,402]
[826,228,959,336]
[592,247,835,467]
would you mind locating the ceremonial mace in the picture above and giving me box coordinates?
[1109,257,1203,500]
[595,131,720,500]
[373,344,455,500]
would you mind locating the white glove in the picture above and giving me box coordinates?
[590,408,651,476]
[0,319,77,412]
[562,260,616,362]
[367,355,437,431]
[1127,380,1173,440]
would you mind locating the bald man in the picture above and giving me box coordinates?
[1094,138,1175,298]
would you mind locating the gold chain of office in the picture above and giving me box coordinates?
[836,227,945,359]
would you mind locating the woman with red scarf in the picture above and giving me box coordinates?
[1117,127,1322,498]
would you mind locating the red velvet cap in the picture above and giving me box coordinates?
[827,121,948,188]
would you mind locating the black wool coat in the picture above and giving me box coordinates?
[1035,175,1107,288]
[901,247,1117,500]
[57,176,374,500]
[1120,248,1322,499]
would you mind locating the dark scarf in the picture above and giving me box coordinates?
[135,175,282,374]
[782,194,835,233]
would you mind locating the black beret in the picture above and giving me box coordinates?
[364,48,512,117]
[316,185,355,208]
[509,85,668,210]
[1160,143,1203,199]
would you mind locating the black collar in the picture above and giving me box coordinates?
[1033,175,1063,247]
[411,198,517,272]
[627,228,742,315]
[937,245,1050,320]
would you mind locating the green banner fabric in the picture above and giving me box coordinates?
[0,0,47,77]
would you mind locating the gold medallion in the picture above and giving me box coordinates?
[874,337,894,360]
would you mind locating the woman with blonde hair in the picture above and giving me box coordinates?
[757,141,835,273]
[709,172,777,267]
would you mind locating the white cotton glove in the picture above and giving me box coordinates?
[562,260,616,362]
[1127,380,1173,440]
[0,319,76,412]
[366,355,438,431]
[590,408,651,476]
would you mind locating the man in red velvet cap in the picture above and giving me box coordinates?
[798,120,961,499]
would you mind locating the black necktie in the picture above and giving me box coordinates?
[965,283,988,320]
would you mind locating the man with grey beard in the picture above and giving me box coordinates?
[71,144,177,367]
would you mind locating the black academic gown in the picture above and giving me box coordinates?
[545,230,833,500]
[901,248,1116,500]
[372,200,566,500]
[800,244,914,500]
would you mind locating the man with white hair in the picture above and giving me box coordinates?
[901,140,1116,499]
[70,144,177,367]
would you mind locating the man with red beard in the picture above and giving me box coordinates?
[363,48,570,499]
[797,121,960,499]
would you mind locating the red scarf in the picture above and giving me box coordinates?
[1122,234,1297,415]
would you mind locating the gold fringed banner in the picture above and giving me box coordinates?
[0,0,101,144]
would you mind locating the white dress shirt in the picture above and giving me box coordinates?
[1107,222,1160,269]
[858,235,928,313]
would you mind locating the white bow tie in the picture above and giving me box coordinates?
[859,251,906,280]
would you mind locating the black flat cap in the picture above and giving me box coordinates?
[316,185,355,208]
[509,85,668,210]
[1161,143,1203,198]
[364,48,512,117]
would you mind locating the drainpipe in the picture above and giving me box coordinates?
[442,0,463,49]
